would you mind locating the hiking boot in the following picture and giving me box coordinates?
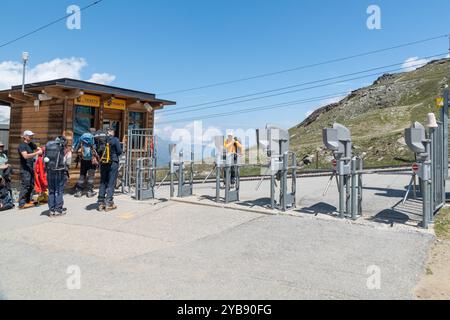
[97,203,106,212]
[105,204,117,212]
[56,209,67,217]
[86,190,97,198]
[74,191,83,198]
[19,203,35,210]
[49,211,56,217]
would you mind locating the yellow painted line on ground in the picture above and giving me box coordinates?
[118,212,136,220]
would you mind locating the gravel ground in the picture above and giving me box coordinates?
[0,181,434,299]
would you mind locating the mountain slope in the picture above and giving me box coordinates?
[290,58,450,168]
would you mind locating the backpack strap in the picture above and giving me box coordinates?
[101,143,111,164]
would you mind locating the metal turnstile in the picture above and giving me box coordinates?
[323,123,363,219]
[257,125,297,211]
[169,144,194,198]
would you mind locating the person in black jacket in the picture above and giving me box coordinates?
[18,130,43,209]
[97,128,122,212]
[45,136,72,217]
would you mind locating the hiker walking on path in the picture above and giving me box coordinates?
[73,128,98,198]
[96,128,122,212]
[45,135,72,217]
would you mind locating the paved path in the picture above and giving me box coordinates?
[0,174,434,299]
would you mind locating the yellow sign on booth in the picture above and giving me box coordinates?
[75,94,101,108]
[104,98,127,110]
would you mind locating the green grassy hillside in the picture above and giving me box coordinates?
[289,58,450,169]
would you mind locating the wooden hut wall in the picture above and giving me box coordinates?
[8,99,64,170]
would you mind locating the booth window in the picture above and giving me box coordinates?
[128,112,144,129]
[73,106,96,148]
[128,112,146,149]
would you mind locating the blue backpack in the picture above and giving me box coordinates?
[80,133,94,161]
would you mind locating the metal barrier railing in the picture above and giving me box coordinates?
[123,128,155,199]
[135,157,156,201]
[404,89,449,228]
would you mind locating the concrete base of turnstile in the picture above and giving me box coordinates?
[178,185,193,198]
[134,188,155,201]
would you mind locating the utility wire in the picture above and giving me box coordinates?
[158,33,449,96]
[160,53,448,119]
[158,56,449,124]
[161,52,448,116]
[0,0,104,49]
[157,91,350,125]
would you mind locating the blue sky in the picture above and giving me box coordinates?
[0,0,449,135]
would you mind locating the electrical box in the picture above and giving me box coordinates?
[257,125,290,156]
[323,128,339,151]
[323,123,351,156]
[405,122,426,154]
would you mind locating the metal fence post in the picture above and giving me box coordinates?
[351,158,358,220]
[270,174,276,209]
[292,153,297,209]
[358,157,363,216]
[338,159,345,218]
[442,89,449,179]
[216,165,220,203]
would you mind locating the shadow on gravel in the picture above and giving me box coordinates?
[40,210,52,217]
[370,209,411,225]
[85,203,99,211]
[199,195,219,202]
[297,202,337,216]
[363,186,410,198]
[239,198,272,208]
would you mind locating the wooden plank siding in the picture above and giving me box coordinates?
[9,100,65,172]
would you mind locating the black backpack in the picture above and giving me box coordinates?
[45,137,67,171]
[94,131,112,164]
[0,189,14,211]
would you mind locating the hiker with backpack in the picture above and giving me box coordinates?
[18,130,43,210]
[95,128,122,212]
[44,136,72,217]
[73,128,98,198]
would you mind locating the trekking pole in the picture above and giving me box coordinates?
[323,172,335,196]
[255,175,267,191]
[202,164,217,184]
[402,173,415,205]
[156,171,170,190]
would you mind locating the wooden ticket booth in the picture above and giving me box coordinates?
[0,78,175,183]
